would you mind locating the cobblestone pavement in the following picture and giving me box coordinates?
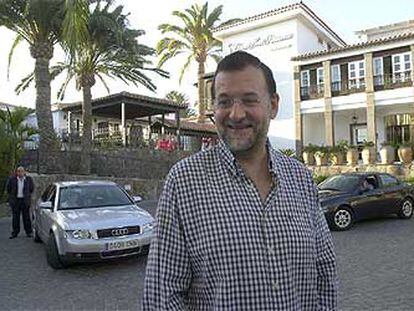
[1,201,413,311]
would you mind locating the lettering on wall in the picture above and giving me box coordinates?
[227,33,294,53]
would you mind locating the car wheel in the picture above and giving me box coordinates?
[398,197,413,219]
[332,206,354,231]
[46,233,67,269]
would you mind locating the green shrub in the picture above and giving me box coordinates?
[313,174,329,185]
[405,176,414,185]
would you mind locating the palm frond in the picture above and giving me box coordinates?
[7,34,24,80]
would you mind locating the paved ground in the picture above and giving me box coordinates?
[1,201,413,311]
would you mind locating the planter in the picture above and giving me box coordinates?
[379,145,395,164]
[302,151,315,165]
[398,146,413,165]
[362,147,376,165]
[314,153,328,166]
[331,152,345,165]
[346,149,358,166]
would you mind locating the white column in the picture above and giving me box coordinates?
[121,102,126,146]
[67,111,72,134]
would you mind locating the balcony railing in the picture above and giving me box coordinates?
[374,72,412,90]
[331,78,365,96]
[300,84,324,100]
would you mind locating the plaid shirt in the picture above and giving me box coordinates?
[143,140,338,310]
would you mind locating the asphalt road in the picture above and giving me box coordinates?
[1,201,413,311]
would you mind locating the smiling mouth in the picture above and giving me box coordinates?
[227,124,253,130]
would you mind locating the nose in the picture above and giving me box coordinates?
[228,101,246,121]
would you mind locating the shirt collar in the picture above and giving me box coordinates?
[217,138,279,178]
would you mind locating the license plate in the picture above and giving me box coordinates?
[106,239,140,251]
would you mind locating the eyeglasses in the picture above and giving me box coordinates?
[214,95,262,109]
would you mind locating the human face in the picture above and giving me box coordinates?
[213,65,278,156]
[16,167,25,178]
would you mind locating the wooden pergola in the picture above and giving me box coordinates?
[61,91,188,146]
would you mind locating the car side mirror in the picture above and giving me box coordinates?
[39,201,53,210]
[132,195,143,203]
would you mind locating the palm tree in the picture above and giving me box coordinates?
[0,106,37,198]
[165,90,196,118]
[0,0,89,171]
[56,1,168,174]
[157,2,239,123]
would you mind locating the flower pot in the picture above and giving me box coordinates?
[302,151,315,165]
[379,145,395,164]
[346,149,358,166]
[314,153,328,166]
[362,147,376,165]
[398,146,413,165]
[331,152,345,165]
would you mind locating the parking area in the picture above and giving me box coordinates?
[1,201,413,311]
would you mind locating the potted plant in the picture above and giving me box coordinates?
[330,140,347,165]
[346,144,358,166]
[302,144,317,165]
[398,142,413,165]
[314,145,329,166]
[379,141,395,165]
[361,140,376,165]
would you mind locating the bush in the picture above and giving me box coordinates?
[405,176,414,185]
[313,174,329,185]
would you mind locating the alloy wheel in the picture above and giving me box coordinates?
[402,199,413,217]
[334,209,352,229]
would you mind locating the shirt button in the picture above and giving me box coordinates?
[272,281,278,291]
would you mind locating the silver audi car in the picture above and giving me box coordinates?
[33,180,155,269]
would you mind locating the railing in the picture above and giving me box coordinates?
[331,78,366,96]
[374,72,412,90]
[300,84,324,100]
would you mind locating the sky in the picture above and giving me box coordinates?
[0,0,413,109]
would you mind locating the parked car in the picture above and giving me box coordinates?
[32,180,155,269]
[318,173,414,231]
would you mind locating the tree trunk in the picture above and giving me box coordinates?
[80,78,94,174]
[31,42,59,173]
[197,60,206,123]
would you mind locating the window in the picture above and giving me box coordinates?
[348,61,365,89]
[392,52,411,82]
[373,57,383,86]
[316,67,324,93]
[300,70,310,86]
[331,65,341,91]
[300,70,310,97]
[379,174,399,188]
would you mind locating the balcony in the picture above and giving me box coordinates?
[300,84,324,100]
[374,72,412,91]
[331,78,366,96]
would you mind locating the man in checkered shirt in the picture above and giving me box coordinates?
[143,51,338,310]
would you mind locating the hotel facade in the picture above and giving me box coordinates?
[207,2,414,153]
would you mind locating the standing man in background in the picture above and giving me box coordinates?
[7,166,34,239]
[143,51,338,310]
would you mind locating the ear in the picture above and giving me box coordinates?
[270,93,279,119]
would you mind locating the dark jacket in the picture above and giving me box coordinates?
[6,175,34,206]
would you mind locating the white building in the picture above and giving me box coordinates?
[207,2,346,150]
[293,20,414,151]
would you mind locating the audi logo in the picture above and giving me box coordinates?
[111,228,129,236]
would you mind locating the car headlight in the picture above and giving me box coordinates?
[142,222,154,233]
[67,229,93,239]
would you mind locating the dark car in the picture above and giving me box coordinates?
[318,173,414,231]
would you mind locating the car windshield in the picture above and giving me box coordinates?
[318,175,360,192]
[58,184,132,210]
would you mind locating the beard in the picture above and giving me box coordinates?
[218,117,270,156]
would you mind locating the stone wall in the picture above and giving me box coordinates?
[309,163,414,179]
[21,148,192,179]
